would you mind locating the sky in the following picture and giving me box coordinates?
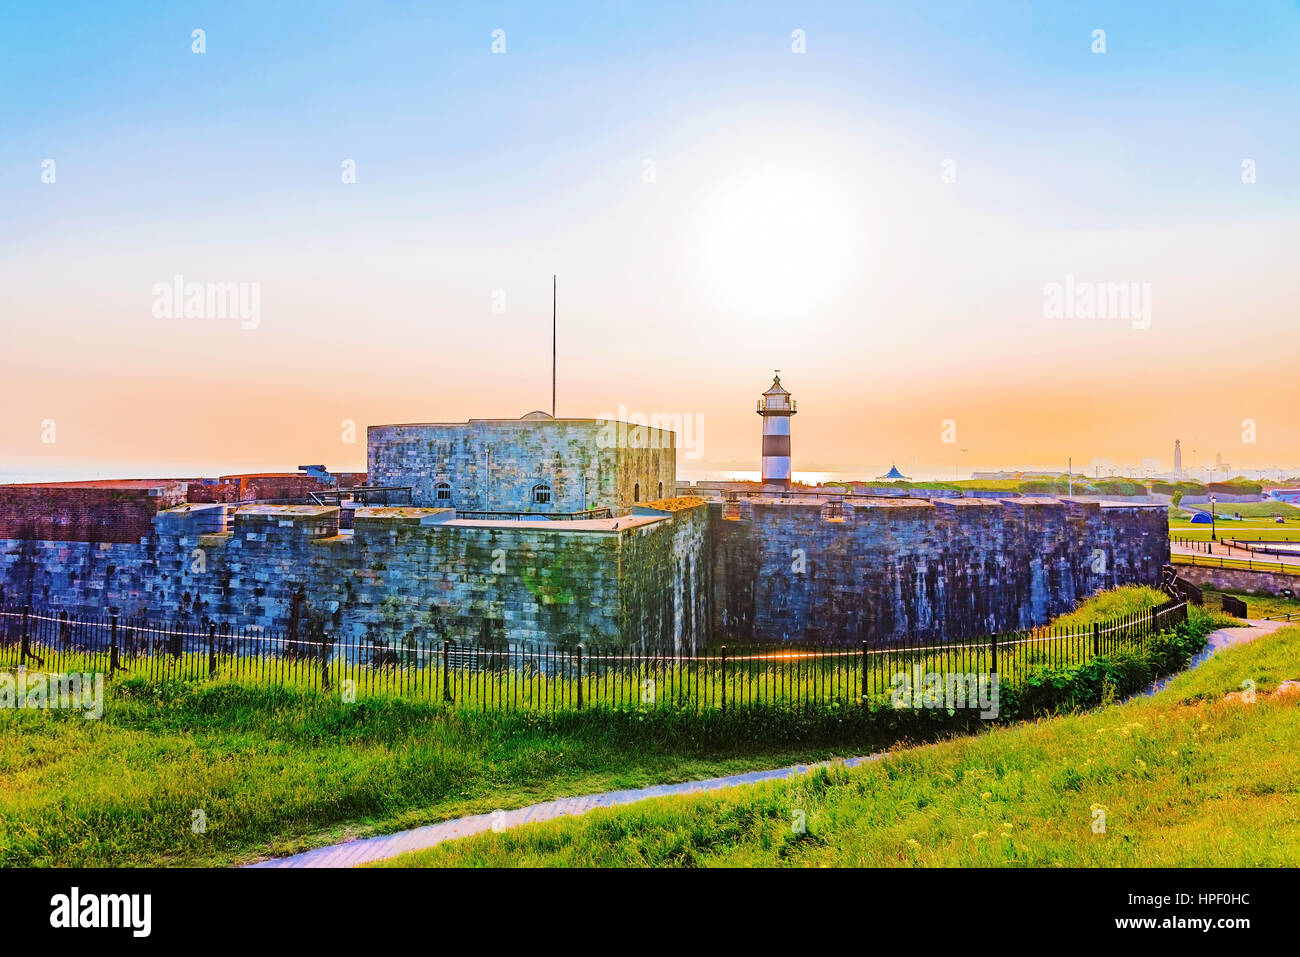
[2,0,1298,482]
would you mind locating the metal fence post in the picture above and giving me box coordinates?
[442,639,452,703]
[20,605,30,664]
[861,640,868,704]
[721,645,727,713]
[207,621,217,678]
[1093,621,1101,657]
[109,614,120,676]
[576,644,584,711]
[990,630,998,675]
[321,636,331,692]
[288,585,303,658]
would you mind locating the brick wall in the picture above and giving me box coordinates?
[0,484,188,544]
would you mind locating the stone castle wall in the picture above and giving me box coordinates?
[710,497,1169,643]
[0,495,1168,649]
[0,502,710,653]
[368,419,674,515]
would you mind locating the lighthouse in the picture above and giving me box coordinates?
[757,371,796,487]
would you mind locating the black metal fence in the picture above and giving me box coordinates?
[1171,552,1298,576]
[0,599,1187,713]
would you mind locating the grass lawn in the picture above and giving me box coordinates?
[1168,518,1300,543]
[383,624,1300,868]
[1182,501,1300,520]
[0,586,1218,868]
[1199,587,1300,621]
[0,686,931,867]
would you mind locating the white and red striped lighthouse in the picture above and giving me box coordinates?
[757,371,796,487]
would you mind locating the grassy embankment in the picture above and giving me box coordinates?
[0,587,1223,867]
[385,623,1300,868]
[1200,587,1300,622]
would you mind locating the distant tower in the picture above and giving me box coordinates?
[1174,439,1182,478]
[757,371,796,487]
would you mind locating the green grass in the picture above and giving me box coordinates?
[1199,587,1300,621]
[1181,501,1300,519]
[384,624,1300,868]
[1047,586,1166,631]
[1170,521,1300,542]
[0,683,945,867]
[0,586,1207,867]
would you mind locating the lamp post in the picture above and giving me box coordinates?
[1210,494,1218,542]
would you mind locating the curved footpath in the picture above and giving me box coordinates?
[248,619,1288,869]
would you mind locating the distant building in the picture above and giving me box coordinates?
[1264,486,1300,504]
[876,464,911,481]
[1173,439,1183,478]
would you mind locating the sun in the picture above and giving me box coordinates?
[689,165,865,320]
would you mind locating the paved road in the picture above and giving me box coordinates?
[1170,541,1300,570]
[248,619,1293,869]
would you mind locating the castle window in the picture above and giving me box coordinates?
[634,482,640,503]
[658,481,664,499]
[532,483,552,506]
[435,482,452,502]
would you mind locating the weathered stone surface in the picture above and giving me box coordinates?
[709,497,1169,644]
[367,418,674,515]
[0,500,709,653]
[0,494,1167,649]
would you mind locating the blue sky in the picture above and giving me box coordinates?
[2,1,1298,478]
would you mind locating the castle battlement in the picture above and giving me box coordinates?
[0,397,1169,650]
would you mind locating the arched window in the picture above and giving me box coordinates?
[658,481,664,499]
[532,483,552,505]
[434,482,452,502]
[634,482,640,502]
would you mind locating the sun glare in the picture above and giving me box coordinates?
[690,166,865,320]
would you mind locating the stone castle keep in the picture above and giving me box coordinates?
[0,383,1170,651]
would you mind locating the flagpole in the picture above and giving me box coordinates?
[551,274,556,417]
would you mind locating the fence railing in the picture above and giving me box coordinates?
[0,599,1188,713]
[1222,538,1300,557]
[1171,552,1299,576]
